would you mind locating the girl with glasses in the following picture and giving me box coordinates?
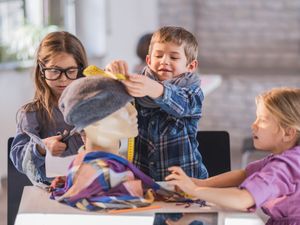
[10,31,88,187]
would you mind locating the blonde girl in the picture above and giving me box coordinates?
[166,87,300,225]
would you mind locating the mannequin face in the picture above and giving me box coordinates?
[84,103,138,146]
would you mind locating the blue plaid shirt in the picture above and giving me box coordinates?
[134,76,208,181]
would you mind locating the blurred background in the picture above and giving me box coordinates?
[1,0,300,224]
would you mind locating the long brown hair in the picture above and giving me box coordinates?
[23,31,88,125]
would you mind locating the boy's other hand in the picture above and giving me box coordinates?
[105,60,129,76]
[122,74,164,98]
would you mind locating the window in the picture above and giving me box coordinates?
[0,0,25,63]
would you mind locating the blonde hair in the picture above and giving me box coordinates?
[23,31,88,125]
[149,26,198,64]
[256,87,300,144]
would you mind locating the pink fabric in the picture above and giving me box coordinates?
[240,145,300,224]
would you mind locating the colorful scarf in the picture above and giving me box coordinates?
[50,150,185,211]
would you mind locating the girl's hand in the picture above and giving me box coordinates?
[105,60,129,75]
[49,176,66,191]
[41,135,67,156]
[165,167,199,197]
[122,74,164,98]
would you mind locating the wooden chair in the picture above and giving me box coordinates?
[197,131,231,177]
[7,137,32,225]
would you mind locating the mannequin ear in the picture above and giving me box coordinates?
[283,127,297,143]
[187,60,198,72]
[146,55,151,66]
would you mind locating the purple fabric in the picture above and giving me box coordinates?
[51,151,161,210]
[240,145,300,224]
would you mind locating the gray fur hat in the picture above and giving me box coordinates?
[59,76,132,131]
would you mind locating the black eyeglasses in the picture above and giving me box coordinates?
[39,62,83,81]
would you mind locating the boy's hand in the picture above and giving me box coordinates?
[105,60,129,76]
[105,60,164,98]
[165,166,198,198]
[123,74,164,98]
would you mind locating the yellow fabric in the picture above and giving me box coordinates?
[83,65,126,80]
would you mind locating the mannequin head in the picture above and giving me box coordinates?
[84,102,138,153]
[59,76,135,153]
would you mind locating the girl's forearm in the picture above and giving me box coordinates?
[193,169,247,187]
[192,187,255,211]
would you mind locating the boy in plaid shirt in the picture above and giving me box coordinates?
[106,26,208,181]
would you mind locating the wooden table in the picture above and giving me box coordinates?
[15,186,264,225]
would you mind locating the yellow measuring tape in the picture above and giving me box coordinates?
[127,137,135,162]
[82,65,126,80]
[127,100,136,162]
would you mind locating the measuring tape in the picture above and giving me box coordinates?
[127,137,135,162]
[127,100,136,162]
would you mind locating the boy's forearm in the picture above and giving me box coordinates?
[154,84,203,117]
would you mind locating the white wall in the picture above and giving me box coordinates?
[75,0,107,57]
[89,0,158,71]
[0,70,34,178]
[103,0,158,71]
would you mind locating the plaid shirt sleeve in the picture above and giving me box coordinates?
[154,82,204,118]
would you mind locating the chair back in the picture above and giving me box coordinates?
[8,137,32,225]
[197,131,231,177]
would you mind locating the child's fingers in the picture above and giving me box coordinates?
[49,141,67,155]
[168,166,184,175]
[51,147,66,156]
[53,134,63,141]
[105,60,128,74]
[122,63,129,75]
[166,180,182,190]
[126,74,144,82]
[115,61,128,75]
[165,173,181,181]
[49,176,66,190]
[168,166,177,171]
[105,64,115,73]
[122,79,136,88]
